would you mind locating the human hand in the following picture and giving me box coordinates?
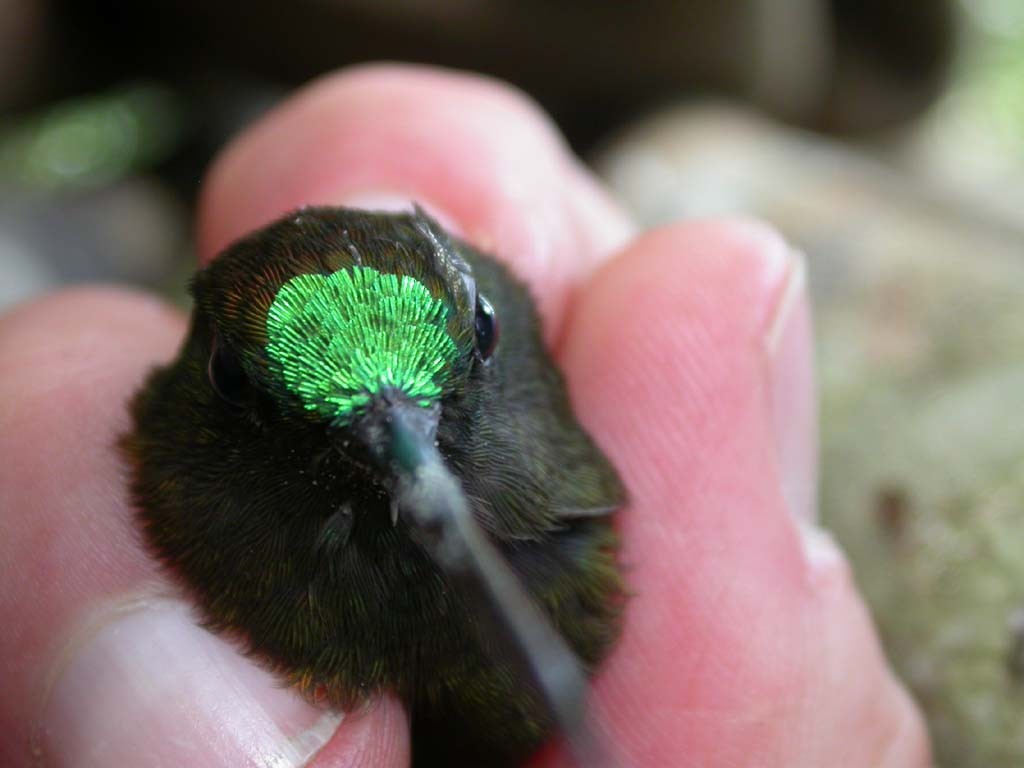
[0,65,929,767]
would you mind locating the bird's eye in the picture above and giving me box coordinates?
[208,335,250,407]
[474,294,499,361]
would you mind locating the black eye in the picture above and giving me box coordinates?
[208,334,250,407]
[474,294,499,361]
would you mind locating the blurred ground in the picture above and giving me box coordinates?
[2,2,1023,766]
[0,0,956,312]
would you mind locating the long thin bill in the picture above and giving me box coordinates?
[386,409,613,767]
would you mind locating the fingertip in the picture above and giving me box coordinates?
[560,218,927,766]
[0,288,186,765]
[198,63,564,251]
[559,217,815,761]
[0,286,183,372]
[796,523,933,767]
[197,63,634,338]
[560,216,801,495]
[38,597,409,768]
[0,283,187,466]
[308,694,410,768]
[41,601,339,768]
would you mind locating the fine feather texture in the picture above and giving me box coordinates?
[266,267,458,422]
[122,207,624,766]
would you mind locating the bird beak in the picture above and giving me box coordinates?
[354,389,441,484]
[350,389,603,764]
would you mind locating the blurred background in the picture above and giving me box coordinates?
[2,1,1023,765]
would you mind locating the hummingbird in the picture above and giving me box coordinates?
[122,206,624,766]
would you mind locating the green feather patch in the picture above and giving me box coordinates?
[266,266,458,423]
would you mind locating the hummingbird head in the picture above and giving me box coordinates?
[191,206,499,479]
[124,207,624,760]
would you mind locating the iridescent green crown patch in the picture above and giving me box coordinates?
[266,266,458,423]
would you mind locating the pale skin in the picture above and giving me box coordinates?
[0,65,931,767]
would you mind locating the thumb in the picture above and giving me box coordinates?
[0,290,408,767]
[43,600,406,767]
[554,220,930,766]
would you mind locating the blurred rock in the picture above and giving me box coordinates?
[0,0,49,111]
[0,177,190,311]
[0,226,56,307]
[596,104,1024,767]
[0,82,197,309]
[52,0,953,149]
[881,1,1024,231]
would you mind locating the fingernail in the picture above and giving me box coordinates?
[763,245,818,523]
[340,191,464,236]
[797,522,848,584]
[42,600,342,768]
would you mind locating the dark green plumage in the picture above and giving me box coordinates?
[122,207,623,766]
